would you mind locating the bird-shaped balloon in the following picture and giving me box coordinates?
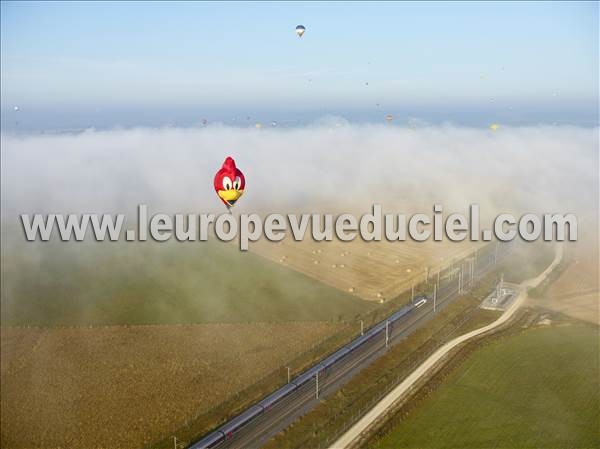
[214,157,245,209]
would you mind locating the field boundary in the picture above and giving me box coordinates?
[0,320,348,331]
[152,243,501,448]
[360,306,598,448]
[354,307,533,449]
[331,243,563,449]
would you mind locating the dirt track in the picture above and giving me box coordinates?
[331,244,563,449]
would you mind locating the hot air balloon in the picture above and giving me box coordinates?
[255,122,262,129]
[214,157,245,210]
[489,123,499,131]
[385,114,393,123]
[295,25,306,37]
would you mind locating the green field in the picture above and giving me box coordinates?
[1,239,373,325]
[499,241,556,284]
[370,324,600,449]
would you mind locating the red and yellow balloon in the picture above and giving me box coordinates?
[214,157,245,209]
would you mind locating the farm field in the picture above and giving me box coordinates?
[0,321,348,449]
[1,239,372,326]
[0,223,485,448]
[252,236,482,301]
[368,323,600,449]
[1,215,494,449]
[498,240,556,284]
[532,238,599,324]
[262,267,505,449]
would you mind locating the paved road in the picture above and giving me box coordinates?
[194,246,504,449]
[331,243,563,449]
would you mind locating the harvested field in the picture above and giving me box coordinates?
[530,238,599,324]
[0,321,347,449]
[252,237,482,302]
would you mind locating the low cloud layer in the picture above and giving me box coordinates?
[1,124,598,232]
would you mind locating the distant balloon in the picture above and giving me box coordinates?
[295,25,306,37]
[255,122,262,129]
[489,123,499,131]
[385,114,393,122]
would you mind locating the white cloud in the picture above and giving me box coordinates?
[1,124,597,232]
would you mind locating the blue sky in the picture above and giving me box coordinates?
[1,1,598,129]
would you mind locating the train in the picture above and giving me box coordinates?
[414,297,427,308]
[190,296,429,449]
